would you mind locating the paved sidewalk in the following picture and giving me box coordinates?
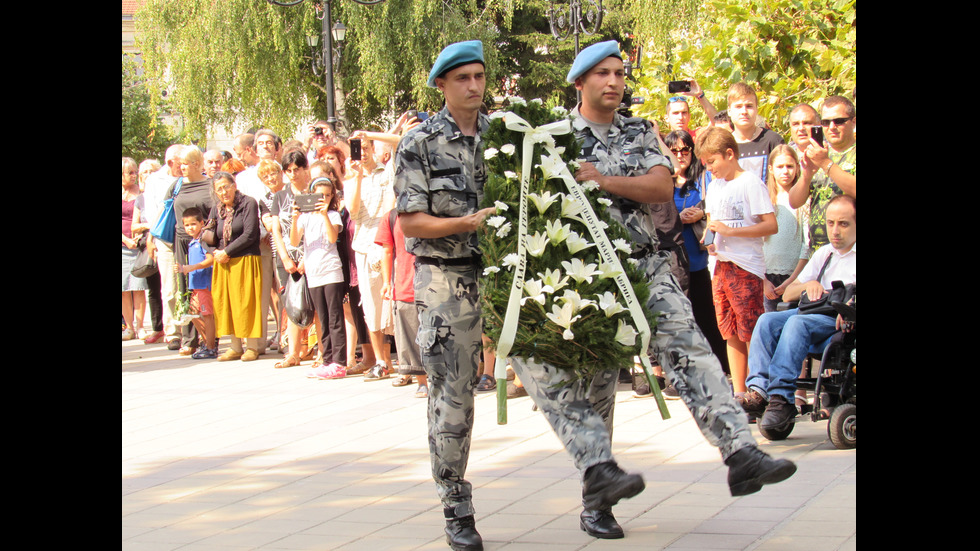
[123,334,855,551]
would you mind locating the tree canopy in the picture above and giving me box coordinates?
[130,0,855,143]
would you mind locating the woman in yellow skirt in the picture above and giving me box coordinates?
[206,172,264,361]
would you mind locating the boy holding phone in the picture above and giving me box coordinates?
[696,126,776,396]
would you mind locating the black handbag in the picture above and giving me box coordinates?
[130,234,159,278]
[797,254,855,316]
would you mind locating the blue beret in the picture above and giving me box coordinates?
[566,40,623,83]
[427,40,486,88]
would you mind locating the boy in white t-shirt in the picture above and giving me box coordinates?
[696,126,777,394]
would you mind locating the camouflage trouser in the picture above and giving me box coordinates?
[509,357,618,472]
[414,261,483,518]
[641,251,757,460]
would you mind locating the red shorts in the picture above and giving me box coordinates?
[711,261,764,342]
[190,289,214,317]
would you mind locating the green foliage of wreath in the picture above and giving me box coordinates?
[478,98,658,381]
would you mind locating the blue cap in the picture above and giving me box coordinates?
[566,40,622,83]
[428,40,485,88]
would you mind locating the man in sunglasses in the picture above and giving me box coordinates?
[789,95,856,253]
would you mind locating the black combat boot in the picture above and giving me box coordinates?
[579,507,624,539]
[582,460,646,511]
[444,507,483,551]
[724,445,797,496]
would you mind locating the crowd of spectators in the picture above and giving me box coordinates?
[123,79,854,407]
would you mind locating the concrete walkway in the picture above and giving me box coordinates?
[122,333,855,550]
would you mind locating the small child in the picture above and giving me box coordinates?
[696,126,777,395]
[291,177,347,379]
[178,207,217,359]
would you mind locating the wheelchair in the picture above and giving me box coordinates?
[758,300,856,449]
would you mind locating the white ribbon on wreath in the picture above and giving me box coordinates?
[491,111,669,418]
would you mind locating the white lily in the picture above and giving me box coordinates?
[537,268,570,292]
[495,221,512,238]
[525,231,549,257]
[484,147,499,160]
[494,200,509,212]
[560,195,586,219]
[561,258,601,284]
[545,302,582,341]
[564,231,595,254]
[521,278,555,306]
[559,289,596,313]
[527,190,561,215]
[612,238,632,255]
[597,291,626,317]
[544,218,572,245]
[536,153,565,180]
[500,143,516,156]
[615,319,639,346]
[596,262,623,279]
[504,170,518,180]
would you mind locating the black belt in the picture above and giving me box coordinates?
[416,255,482,267]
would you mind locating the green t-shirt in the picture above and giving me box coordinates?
[807,143,855,253]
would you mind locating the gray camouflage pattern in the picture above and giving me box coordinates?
[394,107,488,517]
[394,106,489,260]
[414,262,483,516]
[573,107,756,460]
[509,357,618,471]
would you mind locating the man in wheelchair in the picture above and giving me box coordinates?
[737,195,856,431]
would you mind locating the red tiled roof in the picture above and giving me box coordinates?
[123,0,146,16]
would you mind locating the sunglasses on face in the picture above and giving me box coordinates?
[668,96,687,103]
[821,116,853,127]
[670,146,692,155]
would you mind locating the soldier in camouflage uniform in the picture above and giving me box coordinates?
[393,40,496,551]
[555,40,798,539]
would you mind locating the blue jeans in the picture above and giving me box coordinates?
[746,308,838,402]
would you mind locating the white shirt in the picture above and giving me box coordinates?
[141,167,178,226]
[236,165,267,203]
[798,242,856,289]
[297,209,345,288]
[705,170,774,279]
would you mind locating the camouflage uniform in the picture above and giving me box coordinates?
[394,106,488,518]
[570,106,757,461]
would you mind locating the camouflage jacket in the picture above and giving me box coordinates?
[571,105,674,257]
[394,106,490,259]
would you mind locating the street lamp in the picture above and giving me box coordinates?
[546,0,605,104]
[267,0,383,132]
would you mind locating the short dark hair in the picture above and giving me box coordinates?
[281,149,308,171]
[826,194,856,222]
[182,206,205,222]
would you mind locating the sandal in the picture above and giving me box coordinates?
[275,355,301,369]
[392,375,414,387]
[415,384,428,398]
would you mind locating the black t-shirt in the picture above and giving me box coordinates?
[736,128,784,184]
[171,178,214,242]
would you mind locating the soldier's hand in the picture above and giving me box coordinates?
[467,207,497,231]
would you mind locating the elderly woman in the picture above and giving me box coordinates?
[138,159,161,193]
[171,146,216,355]
[207,171,264,361]
[122,157,148,340]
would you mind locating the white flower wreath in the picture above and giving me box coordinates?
[478,97,659,380]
